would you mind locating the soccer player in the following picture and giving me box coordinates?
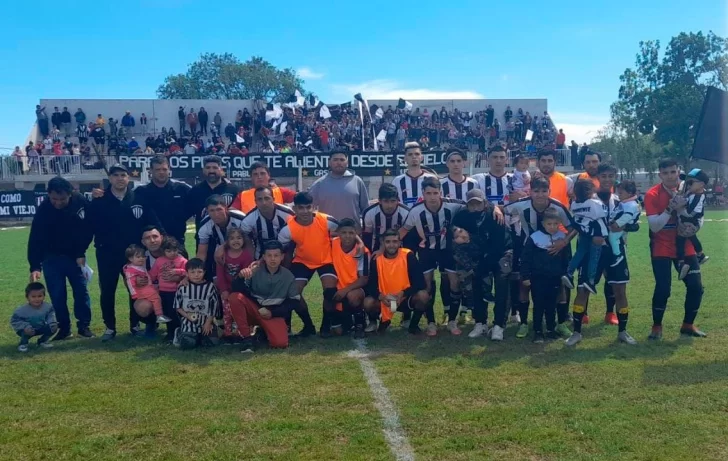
[565,164,637,346]
[331,219,370,338]
[392,142,438,207]
[361,183,410,253]
[472,145,516,206]
[240,186,296,259]
[278,192,339,337]
[231,162,296,213]
[440,148,478,201]
[505,176,577,338]
[644,158,706,339]
[400,177,465,336]
[363,229,430,333]
[196,195,247,263]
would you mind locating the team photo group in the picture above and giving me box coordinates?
[13,141,709,353]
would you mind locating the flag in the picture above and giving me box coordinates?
[294,90,304,107]
[375,107,384,119]
[320,105,331,119]
[525,129,534,141]
[266,104,282,122]
[308,94,319,108]
[304,139,313,147]
[235,134,245,144]
[268,140,276,152]
[376,130,387,142]
[278,121,288,134]
[397,98,413,111]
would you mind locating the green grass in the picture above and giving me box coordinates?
[1,213,727,460]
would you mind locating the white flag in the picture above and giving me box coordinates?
[268,140,276,152]
[525,129,534,141]
[294,90,304,107]
[404,100,413,111]
[235,134,245,143]
[376,130,387,142]
[278,121,288,134]
[266,104,282,121]
[304,139,313,147]
[320,105,331,119]
[375,107,384,119]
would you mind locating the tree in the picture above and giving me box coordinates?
[591,126,663,177]
[157,53,305,103]
[610,31,728,164]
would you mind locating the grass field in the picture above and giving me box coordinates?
[1,213,727,461]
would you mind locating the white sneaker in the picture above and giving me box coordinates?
[565,332,583,347]
[18,344,29,352]
[399,319,410,329]
[426,322,438,337]
[618,331,637,345]
[39,341,54,349]
[447,320,462,336]
[157,315,172,324]
[172,328,181,347]
[364,321,378,333]
[468,323,486,338]
[490,325,504,341]
[509,313,521,324]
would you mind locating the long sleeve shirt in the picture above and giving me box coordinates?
[123,264,159,300]
[231,265,300,307]
[149,255,188,293]
[520,231,569,280]
[10,302,57,331]
[366,251,425,300]
[215,249,255,294]
[27,193,92,272]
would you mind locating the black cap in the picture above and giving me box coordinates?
[108,163,128,175]
[687,168,710,185]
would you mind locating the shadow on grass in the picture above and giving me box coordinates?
[642,360,728,386]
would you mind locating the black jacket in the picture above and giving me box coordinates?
[198,110,208,124]
[451,208,512,266]
[28,193,93,272]
[87,186,160,253]
[224,125,236,137]
[135,180,192,243]
[188,180,241,232]
[51,111,62,127]
[520,231,569,281]
[60,110,72,123]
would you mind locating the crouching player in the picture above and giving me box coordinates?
[363,229,430,334]
[331,219,370,338]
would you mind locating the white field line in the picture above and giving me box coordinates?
[348,338,415,461]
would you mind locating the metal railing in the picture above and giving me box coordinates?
[1,155,101,179]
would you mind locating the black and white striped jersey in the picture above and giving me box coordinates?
[241,204,295,258]
[361,203,410,252]
[393,171,439,207]
[440,176,478,201]
[197,209,246,250]
[174,281,220,334]
[472,172,514,206]
[570,198,608,237]
[504,198,575,237]
[402,198,466,250]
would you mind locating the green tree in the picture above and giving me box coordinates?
[610,31,728,163]
[157,53,305,103]
[591,126,663,177]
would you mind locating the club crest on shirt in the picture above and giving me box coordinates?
[221,193,234,206]
[131,205,144,219]
[77,207,85,219]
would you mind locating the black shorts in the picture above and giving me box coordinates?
[578,243,629,286]
[290,262,337,282]
[418,248,455,274]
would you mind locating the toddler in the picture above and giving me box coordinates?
[123,245,168,323]
[677,169,709,279]
[174,258,220,349]
[511,154,531,195]
[10,282,58,352]
[149,237,188,324]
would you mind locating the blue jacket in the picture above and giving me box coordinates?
[121,114,135,127]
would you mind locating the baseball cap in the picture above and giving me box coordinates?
[686,168,710,185]
[466,189,485,202]
[108,164,128,175]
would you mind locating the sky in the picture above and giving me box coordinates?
[1,0,725,151]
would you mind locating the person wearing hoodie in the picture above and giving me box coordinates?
[74,108,86,128]
[309,151,370,223]
[121,111,136,136]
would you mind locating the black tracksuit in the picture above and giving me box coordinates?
[520,231,570,333]
[135,180,193,245]
[187,180,241,235]
[88,187,161,332]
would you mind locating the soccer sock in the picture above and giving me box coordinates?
[572,305,585,333]
[518,301,530,324]
[448,291,461,322]
[409,310,424,329]
[295,306,315,329]
[557,302,569,324]
[353,310,366,327]
[426,304,436,324]
[605,295,616,314]
[617,306,629,332]
[439,276,451,307]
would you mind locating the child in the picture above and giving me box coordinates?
[511,154,531,195]
[149,237,188,324]
[609,179,641,267]
[677,168,710,279]
[10,282,58,352]
[215,228,255,340]
[123,245,169,323]
[562,179,607,294]
[173,258,221,349]
[520,209,571,342]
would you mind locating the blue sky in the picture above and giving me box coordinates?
[1,0,724,150]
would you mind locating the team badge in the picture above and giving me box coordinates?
[131,205,144,219]
[77,207,85,219]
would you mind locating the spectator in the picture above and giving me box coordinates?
[177,106,186,133]
[140,113,148,135]
[224,123,236,145]
[214,112,222,134]
[13,146,24,174]
[108,117,118,137]
[51,107,62,130]
[187,108,198,134]
[184,141,197,155]
[485,104,495,127]
[74,108,86,128]
[36,105,49,136]
[91,124,106,154]
[198,107,209,135]
[60,107,72,136]
[396,124,406,150]
[504,105,513,122]
[96,113,105,127]
[128,137,139,151]
[121,111,135,136]
[556,129,566,149]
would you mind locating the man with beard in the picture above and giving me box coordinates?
[568,150,602,197]
[309,151,370,223]
[231,162,296,213]
[565,164,637,346]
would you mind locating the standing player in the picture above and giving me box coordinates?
[231,162,297,213]
[362,183,410,253]
[278,192,338,337]
[472,145,516,207]
[565,164,637,346]
[644,158,706,339]
[392,142,438,207]
[399,177,465,336]
[440,148,478,201]
[195,195,247,264]
[240,186,296,259]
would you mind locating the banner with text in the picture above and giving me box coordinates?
[118,151,450,179]
[0,191,45,218]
